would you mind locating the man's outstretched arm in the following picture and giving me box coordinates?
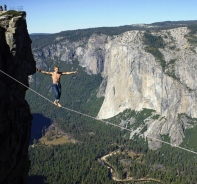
[61,71,78,75]
[36,68,52,75]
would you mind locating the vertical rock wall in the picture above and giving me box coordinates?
[0,11,35,183]
[97,29,197,148]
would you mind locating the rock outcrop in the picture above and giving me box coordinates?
[0,11,35,183]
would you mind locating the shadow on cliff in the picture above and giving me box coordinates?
[30,113,52,145]
[28,175,48,184]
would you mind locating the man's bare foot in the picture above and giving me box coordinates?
[57,103,62,107]
[54,101,58,106]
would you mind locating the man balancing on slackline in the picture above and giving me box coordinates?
[36,66,77,107]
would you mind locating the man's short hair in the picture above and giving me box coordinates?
[54,66,59,69]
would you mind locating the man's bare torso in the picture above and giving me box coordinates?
[51,72,61,84]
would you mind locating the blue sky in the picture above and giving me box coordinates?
[2,0,197,34]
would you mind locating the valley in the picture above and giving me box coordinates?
[27,21,197,183]
[100,150,162,183]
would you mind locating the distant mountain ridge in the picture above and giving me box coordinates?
[30,19,197,35]
[30,19,197,51]
[150,20,197,26]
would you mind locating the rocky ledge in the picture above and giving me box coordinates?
[0,11,35,183]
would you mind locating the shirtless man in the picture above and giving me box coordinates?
[36,66,77,107]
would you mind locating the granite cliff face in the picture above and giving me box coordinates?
[33,26,197,149]
[0,11,35,183]
[97,28,197,149]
